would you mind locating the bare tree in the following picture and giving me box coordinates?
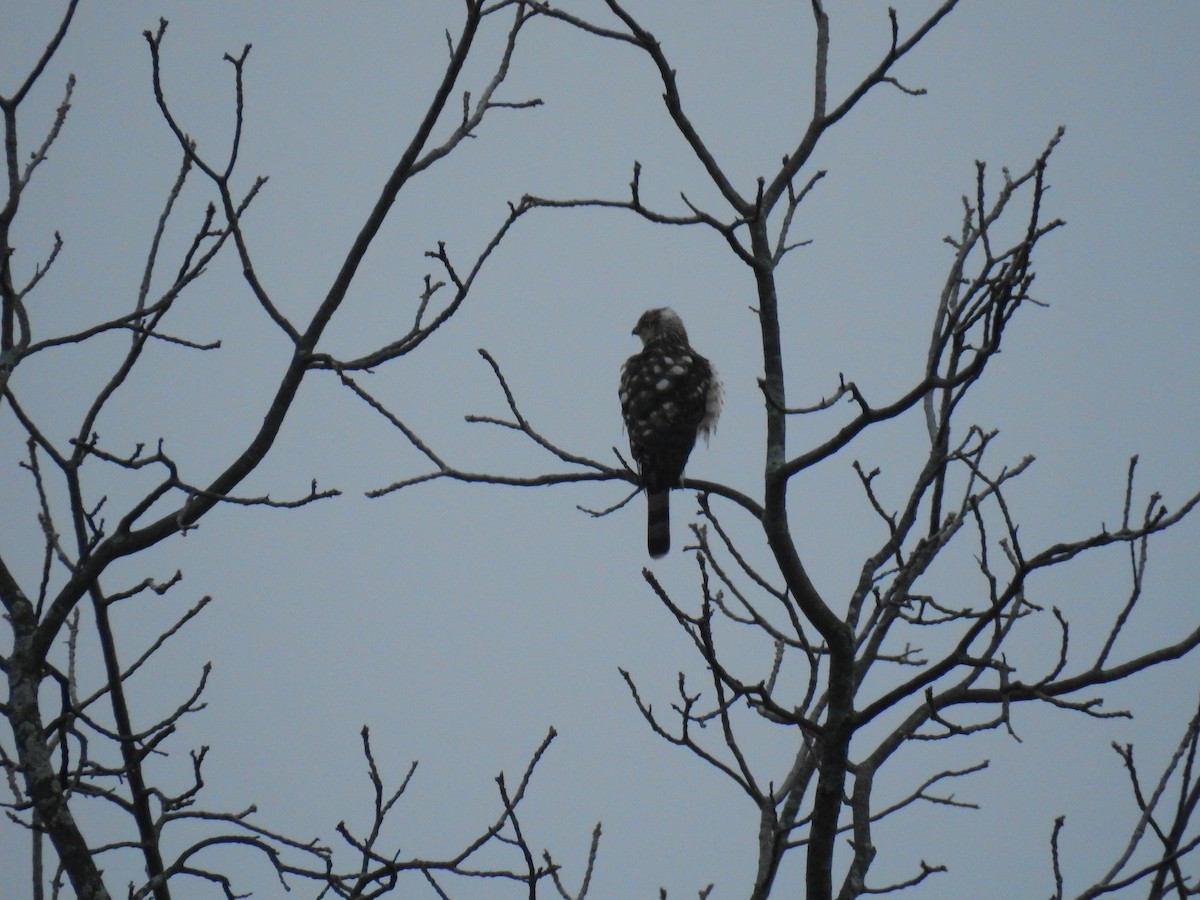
[5,3,1196,899]
[364,2,1200,897]
[1,3,603,898]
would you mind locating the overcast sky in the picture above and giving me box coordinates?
[3,2,1199,897]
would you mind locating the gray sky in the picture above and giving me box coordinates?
[3,2,1199,897]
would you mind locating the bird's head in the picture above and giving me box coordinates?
[632,307,688,346]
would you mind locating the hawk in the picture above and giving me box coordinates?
[619,308,722,558]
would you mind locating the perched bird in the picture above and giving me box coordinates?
[619,308,722,557]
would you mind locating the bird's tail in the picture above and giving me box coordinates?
[647,488,670,558]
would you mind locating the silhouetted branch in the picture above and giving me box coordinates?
[544,821,602,900]
[328,727,565,897]
[3,5,562,899]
